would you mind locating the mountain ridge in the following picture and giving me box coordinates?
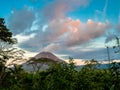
[34,51,63,62]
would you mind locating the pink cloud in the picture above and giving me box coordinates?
[64,19,111,47]
[39,18,111,52]
[42,0,89,21]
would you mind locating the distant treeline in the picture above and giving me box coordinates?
[1,59,120,90]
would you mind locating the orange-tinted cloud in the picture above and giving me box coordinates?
[38,18,111,52]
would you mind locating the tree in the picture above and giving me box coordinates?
[27,57,58,73]
[113,36,120,53]
[0,18,25,65]
[0,18,16,44]
[0,18,17,63]
[0,18,24,87]
[0,18,16,86]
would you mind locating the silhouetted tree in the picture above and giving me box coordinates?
[0,18,24,87]
[0,18,16,44]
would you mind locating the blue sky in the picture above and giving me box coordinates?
[0,0,120,60]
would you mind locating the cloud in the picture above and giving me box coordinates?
[42,43,61,52]
[59,47,120,60]
[43,18,111,47]
[22,18,111,52]
[104,15,120,44]
[8,7,36,35]
[105,34,116,43]
[95,0,108,19]
[69,47,120,60]
[41,0,89,21]
[105,15,120,44]
[11,0,90,51]
[14,33,36,44]
[8,0,112,56]
[8,0,89,35]
[63,19,111,47]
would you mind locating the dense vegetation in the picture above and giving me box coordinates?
[1,18,120,90]
[1,59,120,90]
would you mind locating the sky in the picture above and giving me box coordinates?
[0,0,120,60]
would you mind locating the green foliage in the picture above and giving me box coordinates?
[0,18,24,89]
[0,18,16,44]
[27,57,59,73]
[0,58,120,90]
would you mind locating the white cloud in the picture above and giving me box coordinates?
[14,33,36,44]
[95,0,108,19]
[42,43,61,52]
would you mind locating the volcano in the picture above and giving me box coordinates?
[34,52,63,62]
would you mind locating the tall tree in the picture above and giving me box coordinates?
[0,18,24,86]
[0,18,18,63]
[0,18,16,44]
